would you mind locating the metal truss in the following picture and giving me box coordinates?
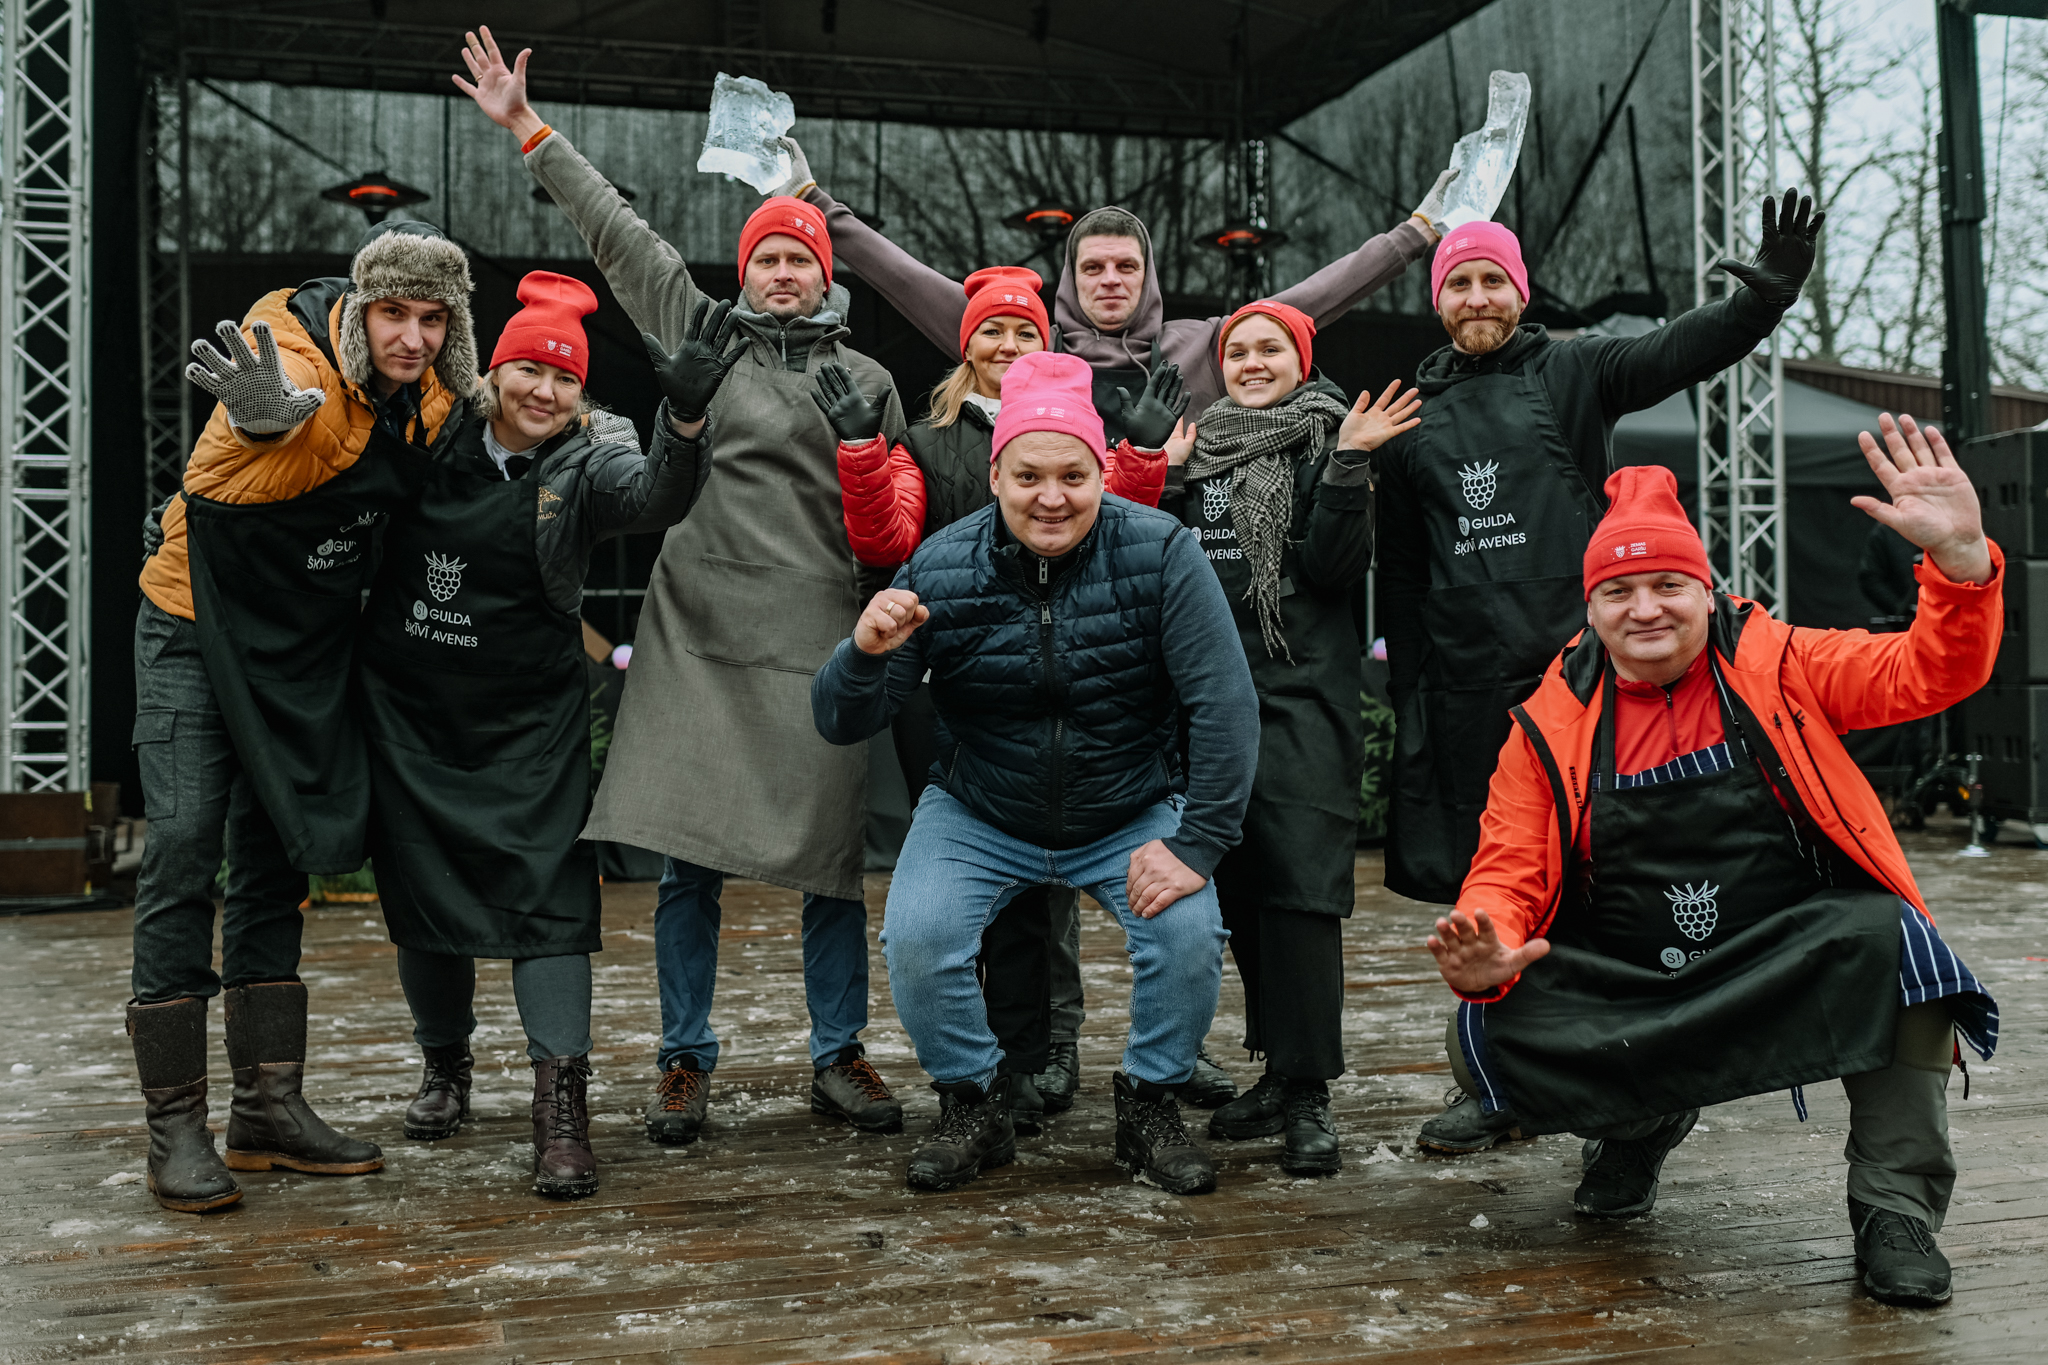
[138,75,190,507]
[1691,0,1785,613]
[1,0,92,793]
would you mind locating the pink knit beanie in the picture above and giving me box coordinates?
[1431,222,1530,305]
[990,352,1107,467]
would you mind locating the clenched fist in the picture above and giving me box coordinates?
[853,588,929,656]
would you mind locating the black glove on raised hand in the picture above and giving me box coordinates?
[1717,188,1824,309]
[1116,362,1189,450]
[644,297,747,423]
[809,362,890,444]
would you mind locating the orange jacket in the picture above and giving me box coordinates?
[835,434,1168,567]
[139,287,461,620]
[1452,543,2005,1002]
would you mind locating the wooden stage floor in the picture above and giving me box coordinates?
[2,824,2044,1362]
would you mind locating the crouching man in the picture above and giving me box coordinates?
[811,352,1258,1194]
[1430,420,1999,1307]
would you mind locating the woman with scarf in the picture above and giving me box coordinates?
[1160,299,1420,1175]
[810,264,1184,1134]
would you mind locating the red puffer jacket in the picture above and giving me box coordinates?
[1452,544,2005,1002]
[837,433,1167,567]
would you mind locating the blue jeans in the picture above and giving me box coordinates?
[654,858,868,1072]
[881,788,1226,1093]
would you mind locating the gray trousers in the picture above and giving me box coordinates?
[396,948,594,1062]
[1447,1000,1959,1229]
[130,600,308,1003]
[1048,888,1084,1045]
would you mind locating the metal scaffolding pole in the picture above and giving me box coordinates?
[138,74,190,505]
[1,0,93,793]
[1691,0,1785,613]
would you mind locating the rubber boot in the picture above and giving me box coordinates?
[127,998,241,1213]
[221,982,383,1175]
[531,1055,599,1200]
[404,1041,473,1141]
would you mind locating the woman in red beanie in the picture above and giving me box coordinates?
[1160,298,1421,1176]
[358,271,746,1203]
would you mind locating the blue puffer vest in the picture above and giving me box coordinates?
[904,496,1183,849]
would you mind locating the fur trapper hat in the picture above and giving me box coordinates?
[338,220,478,397]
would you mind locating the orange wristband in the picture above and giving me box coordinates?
[520,124,553,155]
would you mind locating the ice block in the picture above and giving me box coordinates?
[1438,71,1531,231]
[697,72,796,193]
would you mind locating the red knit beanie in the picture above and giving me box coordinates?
[1218,299,1317,374]
[990,352,1106,467]
[489,271,599,383]
[1584,465,1712,598]
[1431,222,1530,306]
[958,266,1050,358]
[738,196,833,286]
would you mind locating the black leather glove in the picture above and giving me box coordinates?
[1116,362,1189,450]
[809,362,890,444]
[1716,188,1824,309]
[643,297,746,423]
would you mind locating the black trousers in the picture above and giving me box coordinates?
[893,682,1057,1075]
[1216,884,1346,1080]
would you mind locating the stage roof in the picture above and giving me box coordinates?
[148,1,1496,139]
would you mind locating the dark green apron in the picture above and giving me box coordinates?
[182,450,412,873]
[1466,661,1901,1134]
[1386,369,1603,904]
[358,457,601,958]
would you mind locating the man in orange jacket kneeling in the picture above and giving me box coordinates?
[1426,416,2000,1309]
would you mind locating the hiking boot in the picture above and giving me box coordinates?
[1113,1072,1217,1195]
[906,1075,1016,1191]
[1418,1086,1526,1155]
[403,1041,472,1141]
[127,998,241,1213]
[1573,1109,1698,1219]
[1033,1039,1079,1114]
[531,1055,599,1200]
[1280,1080,1340,1176]
[221,983,383,1175]
[1209,1070,1286,1140]
[1006,1069,1047,1136]
[645,1060,709,1144]
[811,1046,904,1133]
[1175,1046,1239,1109]
[1850,1197,1952,1306]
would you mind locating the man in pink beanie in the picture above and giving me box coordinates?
[811,352,1261,1198]
[1373,191,1827,1155]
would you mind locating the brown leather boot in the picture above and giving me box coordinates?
[221,982,382,1175]
[531,1055,599,1200]
[403,1042,473,1140]
[127,998,241,1213]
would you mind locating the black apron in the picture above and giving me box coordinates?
[358,456,601,958]
[1386,369,1603,904]
[1467,662,1902,1134]
[183,450,411,873]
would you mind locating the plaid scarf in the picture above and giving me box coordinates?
[1183,385,1348,659]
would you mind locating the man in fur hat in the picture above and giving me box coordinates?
[129,219,477,1213]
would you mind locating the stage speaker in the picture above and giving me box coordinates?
[1967,682,2048,825]
[1963,429,2048,558]
[1990,558,2048,682]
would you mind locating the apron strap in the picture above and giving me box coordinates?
[1510,703,1575,939]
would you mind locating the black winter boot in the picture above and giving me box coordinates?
[1209,1070,1286,1140]
[1279,1080,1340,1176]
[1175,1046,1239,1109]
[906,1075,1016,1191]
[1418,1086,1526,1154]
[531,1056,599,1200]
[403,1041,472,1141]
[127,998,241,1213]
[1005,1068,1047,1136]
[1850,1197,1952,1306]
[811,1045,905,1133]
[1033,1040,1079,1114]
[1573,1109,1697,1218]
[1114,1072,1217,1194]
[221,982,383,1175]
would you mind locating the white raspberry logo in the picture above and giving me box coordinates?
[424,551,466,603]
[1666,881,1720,941]
[1202,480,1231,523]
[1458,460,1499,510]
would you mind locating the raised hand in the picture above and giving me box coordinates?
[1425,907,1550,996]
[1411,167,1458,238]
[1338,378,1423,452]
[1716,188,1824,308]
[1162,417,1198,468]
[1117,362,1189,451]
[643,298,747,423]
[810,362,890,445]
[186,319,323,435]
[853,588,929,656]
[1852,412,1994,586]
[453,26,545,143]
[766,136,817,200]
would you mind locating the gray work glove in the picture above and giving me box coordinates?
[1412,168,1459,236]
[185,319,323,435]
[765,136,818,200]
